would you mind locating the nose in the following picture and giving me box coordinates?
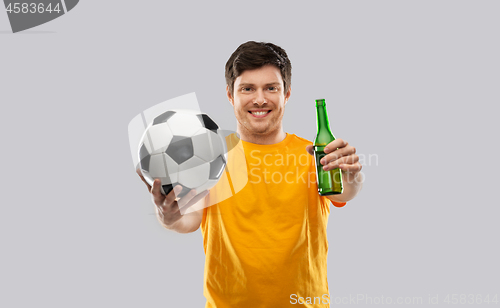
[253,89,267,106]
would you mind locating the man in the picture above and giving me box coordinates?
[138,41,363,307]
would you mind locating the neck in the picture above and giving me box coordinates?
[236,124,287,145]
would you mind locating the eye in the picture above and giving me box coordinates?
[268,86,278,92]
[241,87,253,92]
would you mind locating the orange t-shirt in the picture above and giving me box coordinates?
[201,133,346,308]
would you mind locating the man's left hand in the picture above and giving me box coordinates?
[305,138,362,176]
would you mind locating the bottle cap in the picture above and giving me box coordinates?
[315,99,325,106]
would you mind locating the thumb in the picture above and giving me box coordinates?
[305,145,314,156]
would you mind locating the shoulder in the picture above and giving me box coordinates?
[284,134,314,163]
[287,134,313,147]
[292,134,312,143]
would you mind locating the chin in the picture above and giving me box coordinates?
[252,125,279,135]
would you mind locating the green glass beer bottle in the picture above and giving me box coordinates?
[314,99,343,195]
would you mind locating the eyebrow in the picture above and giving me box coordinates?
[238,82,281,87]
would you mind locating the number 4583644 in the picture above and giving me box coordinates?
[6,3,61,14]
[443,294,498,305]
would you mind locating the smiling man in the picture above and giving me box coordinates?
[227,61,288,145]
[139,41,363,307]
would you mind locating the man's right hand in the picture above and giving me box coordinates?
[136,168,207,231]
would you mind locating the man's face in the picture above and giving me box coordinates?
[227,65,291,137]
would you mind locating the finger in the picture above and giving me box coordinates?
[165,185,183,207]
[323,154,359,171]
[179,190,209,212]
[136,168,152,191]
[151,179,166,206]
[320,146,356,165]
[339,162,363,173]
[305,145,314,156]
[324,139,347,153]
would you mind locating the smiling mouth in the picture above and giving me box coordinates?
[249,110,271,118]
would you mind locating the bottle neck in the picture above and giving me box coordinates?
[316,102,331,133]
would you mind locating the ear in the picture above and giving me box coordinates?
[226,85,234,107]
[284,86,291,105]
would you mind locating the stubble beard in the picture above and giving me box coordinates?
[237,108,284,139]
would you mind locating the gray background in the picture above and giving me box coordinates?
[1,0,499,307]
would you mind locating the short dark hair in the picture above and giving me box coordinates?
[225,41,292,96]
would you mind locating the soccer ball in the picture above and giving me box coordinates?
[138,109,227,198]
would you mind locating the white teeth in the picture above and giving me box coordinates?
[251,111,268,116]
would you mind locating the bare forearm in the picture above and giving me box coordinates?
[156,211,201,234]
[327,171,363,203]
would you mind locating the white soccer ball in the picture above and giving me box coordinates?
[138,109,227,198]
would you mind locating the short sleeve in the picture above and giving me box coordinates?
[331,201,347,208]
[320,195,346,209]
